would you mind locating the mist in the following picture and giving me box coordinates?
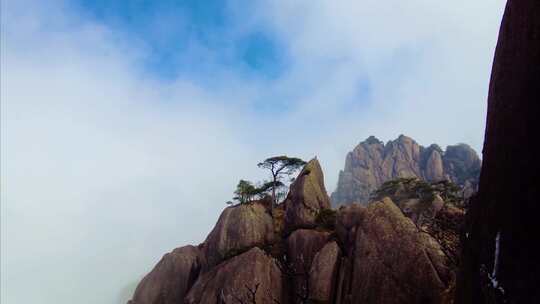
[1,0,505,303]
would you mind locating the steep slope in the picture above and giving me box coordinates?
[129,160,464,304]
[283,158,332,233]
[331,135,481,206]
[339,198,453,303]
[456,1,540,303]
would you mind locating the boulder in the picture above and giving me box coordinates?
[286,229,330,303]
[185,247,283,304]
[286,229,330,271]
[130,245,205,304]
[309,241,341,303]
[349,198,453,303]
[284,158,331,232]
[203,201,275,268]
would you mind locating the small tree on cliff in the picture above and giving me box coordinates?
[257,156,306,207]
[256,180,285,200]
[233,179,258,204]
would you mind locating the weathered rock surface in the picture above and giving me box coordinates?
[331,135,481,205]
[335,203,366,247]
[185,247,283,304]
[203,201,275,268]
[130,245,205,304]
[457,1,540,303]
[369,178,465,268]
[130,158,466,304]
[424,145,445,182]
[286,229,329,303]
[286,229,330,269]
[348,198,453,304]
[308,241,341,303]
[284,158,331,232]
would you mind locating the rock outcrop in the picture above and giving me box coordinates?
[129,245,205,304]
[456,1,540,303]
[331,135,481,206]
[308,241,341,303]
[284,158,332,233]
[335,198,457,304]
[203,202,275,268]
[129,159,466,304]
[285,229,330,303]
[286,229,330,270]
[185,247,283,304]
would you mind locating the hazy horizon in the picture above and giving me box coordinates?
[1,0,505,303]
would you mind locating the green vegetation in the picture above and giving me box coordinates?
[430,180,461,203]
[226,155,307,208]
[258,156,307,207]
[372,177,463,205]
[233,180,258,204]
[315,208,337,231]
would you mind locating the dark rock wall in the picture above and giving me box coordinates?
[457,1,540,303]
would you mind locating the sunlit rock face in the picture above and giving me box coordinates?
[457,1,540,303]
[331,135,481,206]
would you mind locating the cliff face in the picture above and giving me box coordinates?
[331,135,481,206]
[457,1,540,303]
[129,159,464,304]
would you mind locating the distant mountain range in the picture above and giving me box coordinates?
[331,135,481,206]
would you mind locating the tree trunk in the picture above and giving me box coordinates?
[271,174,277,212]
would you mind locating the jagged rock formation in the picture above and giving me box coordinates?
[456,1,540,303]
[284,158,332,233]
[129,158,465,304]
[331,135,481,206]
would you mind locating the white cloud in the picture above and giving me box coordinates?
[1,0,505,303]
[250,0,505,149]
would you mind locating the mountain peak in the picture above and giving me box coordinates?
[331,135,481,206]
[362,135,383,145]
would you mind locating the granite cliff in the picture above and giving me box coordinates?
[129,159,465,304]
[456,1,540,303]
[331,135,481,206]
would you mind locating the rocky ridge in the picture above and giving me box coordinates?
[331,135,481,206]
[129,158,465,304]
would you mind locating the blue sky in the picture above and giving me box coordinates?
[70,0,286,80]
[1,1,506,304]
